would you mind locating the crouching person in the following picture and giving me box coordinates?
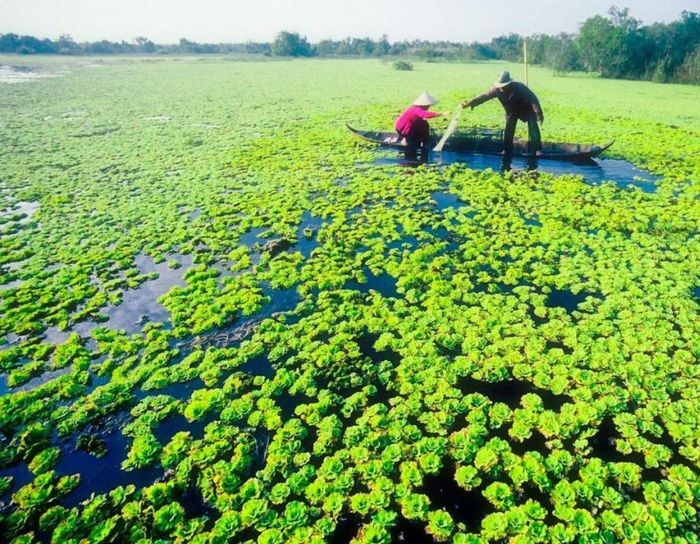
[395,92,449,161]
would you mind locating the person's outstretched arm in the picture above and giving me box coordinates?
[462,87,497,109]
[413,108,450,119]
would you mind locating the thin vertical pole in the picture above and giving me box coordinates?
[524,39,529,86]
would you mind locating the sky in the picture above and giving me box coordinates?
[1,0,698,44]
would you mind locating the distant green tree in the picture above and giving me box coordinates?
[417,46,441,60]
[646,10,700,82]
[576,14,615,74]
[352,38,375,56]
[0,34,56,54]
[178,38,199,53]
[272,31,312,57]
[462,42,497,60]
[576,7,644,78]
[85,40,121,54]
[134,36,156,53]
[316,39,339,56]
[0,33,21,52]
[679,45,700,83]
[549,34,582,73]
[489,33,522,61]
[244,41,272,55]
[57,34,80,54]
[375,35,390,56]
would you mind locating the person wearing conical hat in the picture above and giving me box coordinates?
[462,71,544,156]
[395,92,450,160]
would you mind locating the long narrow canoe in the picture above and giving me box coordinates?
[347,125,614,161]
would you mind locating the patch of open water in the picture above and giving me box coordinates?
[0,279,24,292]
[422,464,493,534]
[546,288,592,313]
[0,462,33,506]
[344,266,398,299]
[430,190,462,210]
[0,65,55,84]
[297,210,322,259]
[458,376,570,411]
[2,201,40,223]
[70,252,194,338]
[1,252,197,394]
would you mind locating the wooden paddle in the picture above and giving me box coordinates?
[433,105,463,152]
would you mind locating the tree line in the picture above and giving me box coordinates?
[1,7,698,84]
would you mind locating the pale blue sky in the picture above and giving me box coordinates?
[1,0,697,43]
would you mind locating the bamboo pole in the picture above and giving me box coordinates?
[524,39,529,86]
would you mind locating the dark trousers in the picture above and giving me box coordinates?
[504,112,541,155]
[399,119,430,159]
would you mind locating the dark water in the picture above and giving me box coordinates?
[261,284,302,316]
[153,412,212,446]
[39,253,194,344]
[430,191,462,210]
[330,513,363,544]
[371,151,661,192]
[546,288,592,313]
[391,519,435,544]
[357,334,401,365]
[55,430,162,508]
[0,462,33,505]
[297,210,322,259]
[422,465,493,534]
[238,226,268,248]
[237,210,321,262]
[98,253,195,334]
[458,376,570,411]
[345,267,398,299]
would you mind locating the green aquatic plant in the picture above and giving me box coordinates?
[322,492,344,518]
[76,434,108,457]
[427,509,455,542]
[482,481,515,510]
[122,433,161,470]
[455,465,482,491]
[212,511,243,539]
[153,502,185,533]
[481,512,508,540]
[0,56,699,543]
[399,493,430,521]
[28,446,60,474]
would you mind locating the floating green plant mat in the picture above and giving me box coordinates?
[0,57,699,543]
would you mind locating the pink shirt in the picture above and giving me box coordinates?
[395,105,440,135]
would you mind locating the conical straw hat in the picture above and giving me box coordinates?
[412,92,438,106]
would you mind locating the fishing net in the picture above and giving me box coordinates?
[452,127,504,140]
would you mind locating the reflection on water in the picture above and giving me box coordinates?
[0,65,55,84]
[90,253,194,335]
[369,151,661,193]
[42,253,195,341]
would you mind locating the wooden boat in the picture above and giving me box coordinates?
[347,125,614,161]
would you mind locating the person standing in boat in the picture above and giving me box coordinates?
[462,71,544,156]
[395,92,450,160]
